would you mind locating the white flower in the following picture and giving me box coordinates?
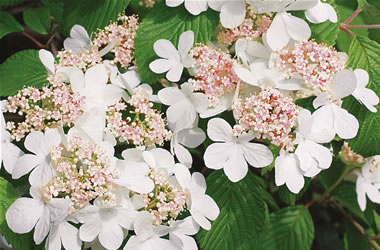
[158,82,208,130]
[294,109,334,176]
[6,186,70,244]
[209,0,246,29]
[149,30,195,82]
[77,197,139,250]
[305,0,337,24]
[355,157,380,211]
[58,64,124,142]
[46,220,81,250]
[275,150,305,194]
[312,69,359,139]
[235,39,271,66]
[247,0,318,13]
[39,49,56,75]
[166,0,208,15]
[1,101,23,174]
[204,118,273,182]
[169,217,200,250]
[265,12,311,51]
[352,69,379,112]
[174,164,220,230]
[12,129,61,186]
[63,25,91,53]
[124,211,177,250]
[233,60,305,90]
[114,149,155,194]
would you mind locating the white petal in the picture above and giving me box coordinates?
[207,118,233,142]
[149,59,172,74]
[174,163,192,189]
[240,142,273,168]
[246,40,271,60]
[2,142,23,174]
[312,92,329,109]
[171,217,199,235]
[309,105,335,142]
[192,93,209,113]
[204,143,232,170]
[6,198,43,234]
[275,151,304,194]
[158,87,185,105]
[331,104,359,139]
[191,194,219,223]
[305,1,329,24]
[98,221,123,250]
[200,92,234,118]
[46,225,61,250]
[56,66,85,93]
[174,143,193,168]
[12,154,40,179]
[134,211,154,236]
[166,0,183,7]
[117,162,154,194]
[190,210,211,230]
[34,207,51,244]
[184,0,208,15]
[325,3,338,23]
[223,145,248,182]
[177,127,205,148]
[166,62,184,82]
[170,233,197,250]
[233,65,258,86]
[29,160,53,186]
[295,141,318,172]
[24,131,45,155]
[39,49,55,74]
[266,13,290,51]
[85,64,108,92]
[67,25,90,51]
[283,13,311,41]
[74,109,106,143]
[352,88,379,113]
[150,148,175,169]
[356,177,367,211]
[154,39,180,61]
[60,222,81,250]
[179,31,194,56]
[365,184,380,204]
[190,172,206,196]
[208,0,226,11]
[333,69,357,99]
[79,220,101,242]
[167,100,196,130]
[307,140,332,169]
[219,0,246,29]
[354,69,369,88]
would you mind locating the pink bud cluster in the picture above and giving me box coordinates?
[138,0,155,8]
[233,87,299,150]
[190,44,239,106]
[135,168,187,226]
[93,15,139,69]
[106,89,171,147]
[42,135,117,210]
[5,83,85,141]
[271,40,347,92]
[57,46,102,71]
[340,142,364,165]
[218,8,272,46]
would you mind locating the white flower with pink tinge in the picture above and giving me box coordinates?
[149,30,195,82]
[124,211,177,250]
[12,129,61,186]
[204,118,273,182]
[354,156,380,211]
[312,69,359,140]
[174,164,220,230]
[6,186,70,245]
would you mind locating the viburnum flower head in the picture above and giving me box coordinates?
[204,118,273,182]
[355,156,380,211]
[149,30,195,82]
[6,186,70,245]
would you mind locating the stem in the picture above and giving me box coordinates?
[331,200,380,250]
[318,167,353,203]
[347,24,380,29]
[23,31,45,48]
[344,9,363,25]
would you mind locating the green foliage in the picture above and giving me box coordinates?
[278,178,311,206]
[344,223,371,250]
[41,0,64,23]
[361,6,380,44]
[23,7,51,35]
[342,37,380,157]
[0,177,32,250]
[0,11,23,39]
[255,206,315,250]
[373,210,380,233]
[62,0,131,35]
[134,3,219,83]
[196,170,268,249]
[0,50,48,96]
[0,0,23,6]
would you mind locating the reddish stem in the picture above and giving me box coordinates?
[344,8,363,25]
[347,24,380,29]
[23,31,45,48]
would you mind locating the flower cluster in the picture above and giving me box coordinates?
[5,83,85,141]
[106,88,171,147]
[233,87,299,150]
[57,46,103,70]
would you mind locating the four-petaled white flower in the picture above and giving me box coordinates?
[63,25,91,53]
[6,186,70,244]
[158,82,208,131]
[305,0,338,24]
[124,211,177,250]
[265,12,311,51]
[12,129,61,186]
[208,0,246,29]
[174,164,220,230]
[149,30,194,82]
[166,0,208,15]
[169,217,200,250]
[275,150,305,194]
[204,118,273,182]
[351,69,379,112]
[355,157,380,211]
[312,69,359,140]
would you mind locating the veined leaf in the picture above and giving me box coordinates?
[23,7,51,35]
[0,11,23,39]
[0,0,23,6]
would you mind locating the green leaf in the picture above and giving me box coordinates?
[196,170,268,249]
[373,210,380,233]
[255,205,315,250]
[278,178,311,206]
[0,177,33,250]
[344,223,371,250]
[308,0,341,46]
[342,37,380,157]
[0,11,23,39]
[23,7,51,35]
[0,50,48,96]
[62,0,131,35]
[134,4,219,83]
[41,0,64,23]
[0,0,23,6]
[361,6,380,44]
